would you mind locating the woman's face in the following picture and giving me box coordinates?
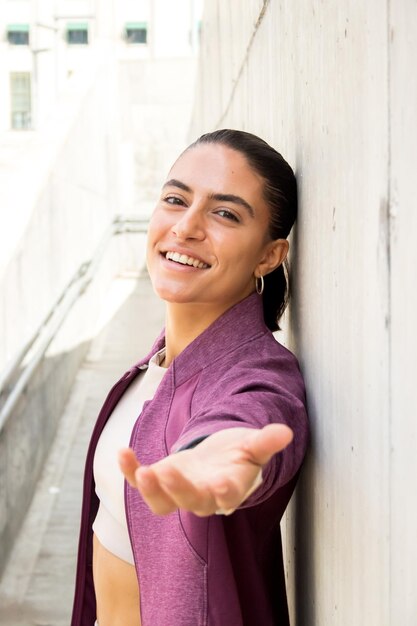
[146,143,287,314]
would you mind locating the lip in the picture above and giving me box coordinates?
[159,246,211,268]
[159,255,209,272]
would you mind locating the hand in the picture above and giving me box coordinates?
[118,423,293,517]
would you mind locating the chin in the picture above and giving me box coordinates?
[151,283,194,304]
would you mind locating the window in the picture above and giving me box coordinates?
[66,23,88,45]
[125,22,147,44]
[10,72,31,130]
[7,24,29,45]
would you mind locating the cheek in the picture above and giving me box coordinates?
[146,220,162,270]
[147,211,167,247]
[218,233,265,270]
[148,210,161,234]
[145,237,152,266]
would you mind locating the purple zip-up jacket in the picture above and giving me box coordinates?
[71,293,309,626]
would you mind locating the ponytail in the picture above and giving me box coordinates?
[263,262,289,332]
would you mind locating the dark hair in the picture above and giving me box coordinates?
[188,129,297,331]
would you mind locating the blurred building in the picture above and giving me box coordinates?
[0,0,201,131]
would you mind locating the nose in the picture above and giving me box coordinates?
[171,205,205,240]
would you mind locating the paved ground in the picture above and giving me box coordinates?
[0,273,165,626]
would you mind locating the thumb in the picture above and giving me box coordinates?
[118,447,141,488]
[244,424,293,466]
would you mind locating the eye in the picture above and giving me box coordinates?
[163,195,186,206]
[215,209,240,223]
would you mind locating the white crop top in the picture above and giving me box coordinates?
[92,349,167,564]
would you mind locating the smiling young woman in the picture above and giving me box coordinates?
[71,130,309,626]
[146,143,289,361]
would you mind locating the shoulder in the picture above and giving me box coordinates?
[171,326,309,460]
[193,329,306,411]
[206,329,303,385]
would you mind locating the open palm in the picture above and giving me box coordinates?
[119,423,293,517]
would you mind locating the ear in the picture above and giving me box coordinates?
[255,239,289,278]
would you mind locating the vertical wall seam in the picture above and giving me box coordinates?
[215,0,271,127]
[216,0,223,122]
[386,0,392,623]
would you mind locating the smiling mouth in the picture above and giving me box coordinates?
[164,251,210,269]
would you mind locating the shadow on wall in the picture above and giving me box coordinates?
[0,336,91,577]
[293,452,316,625]
[284,219,318,626]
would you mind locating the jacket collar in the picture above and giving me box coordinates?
[132,292,268,386]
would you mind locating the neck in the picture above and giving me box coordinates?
[164,302,231,366]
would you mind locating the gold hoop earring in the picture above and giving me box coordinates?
[255,275,264,295]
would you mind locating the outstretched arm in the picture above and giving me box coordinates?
[118,424,293,517]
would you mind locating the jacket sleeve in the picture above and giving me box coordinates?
[170,360,309,508]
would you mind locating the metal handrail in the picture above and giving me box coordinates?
[0,215,148,434]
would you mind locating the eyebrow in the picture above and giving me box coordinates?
[163,179,191,193]
[162,178,255,218]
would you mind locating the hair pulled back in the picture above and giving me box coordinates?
[189,129,297,331]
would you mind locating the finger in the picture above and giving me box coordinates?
[135,466,179,516]
[211,478,246,514]
[118,448,141,488]
[243,424,293,466]
[155,467,216,517]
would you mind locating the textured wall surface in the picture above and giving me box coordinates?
[118,56,197,215]
[0,46,119,374]
[0,47,121,576]
[388,2,417,622]
[190,2,416,624]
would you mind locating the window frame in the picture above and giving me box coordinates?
[66,22,89,45]
[7,24,30,46]
[10,72,32,130]
[124,21,148,45]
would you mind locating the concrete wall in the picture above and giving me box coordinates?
[0,45,120,576]
[0,45,118,376]
[117,56,197,215]
[389,3,417,621]
[190,2,416,624]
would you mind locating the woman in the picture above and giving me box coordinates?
[71,129,309,626]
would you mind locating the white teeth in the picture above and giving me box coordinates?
[165,251,209,269]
